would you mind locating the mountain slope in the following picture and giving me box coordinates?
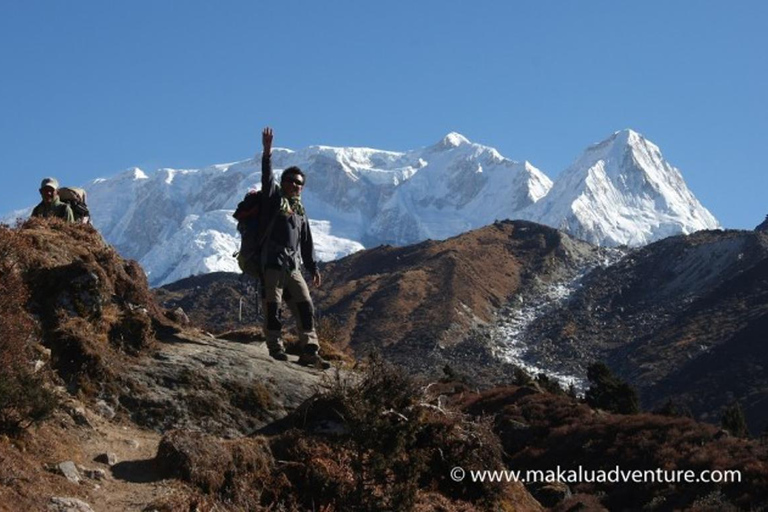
[518,228,768,431]
[156,222,768,433]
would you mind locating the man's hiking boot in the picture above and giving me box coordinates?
[269,349,289,361]
[298,351,331,370]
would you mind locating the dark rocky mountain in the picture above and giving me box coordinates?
[313,220,604,361]
[522,229,768,432]
[153,271,260,333]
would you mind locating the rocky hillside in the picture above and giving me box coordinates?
[520,228,768,432]
[313,220,612,381]
[0,219,342,509]
[315,224,768,434]
[153,271,260,334]
[3,218,768,510]
[162,222,768,436]
[460,384,768,511]
[0,218,326,435]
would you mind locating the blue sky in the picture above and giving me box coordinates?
[1,1,765,228]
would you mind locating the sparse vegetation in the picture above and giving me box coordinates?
[315,313,352,362]
[535,372,566,395]
[154,354,523,511]
[0,227,58,435]
[3,219,768,511]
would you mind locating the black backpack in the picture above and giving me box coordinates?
[233,191,263,276]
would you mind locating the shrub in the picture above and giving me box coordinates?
[320,353,508,511]
[0,371,58,435]
[584,362,639,414]
[536,372,566,395]
[721,402,749,438]
[156,429,276,509]
[315,314,351,362]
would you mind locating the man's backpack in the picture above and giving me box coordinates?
[233,190,263,276]
[58,187,91,223]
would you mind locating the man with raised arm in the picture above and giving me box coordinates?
[258,126,329,369]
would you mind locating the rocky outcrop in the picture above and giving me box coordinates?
[120,330,331,437]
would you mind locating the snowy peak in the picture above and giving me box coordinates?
[437,132,470,149]
[576,129,658,178]
[592,128,643,149]
[93,167,147,183]
[521,130,719,246]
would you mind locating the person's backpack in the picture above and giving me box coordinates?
[233,190,263,276]
[58,187,91,223]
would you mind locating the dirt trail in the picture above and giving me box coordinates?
[26,396,182,512]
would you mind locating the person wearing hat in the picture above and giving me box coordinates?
[31,177,75,222]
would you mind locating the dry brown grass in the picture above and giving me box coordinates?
[460,384,768,511]
[0,227,58,434]
[152,358,538,511]
[0,220,186,438]
[156,430,280,509]
[315,314,354,363]
[14,220,169,383]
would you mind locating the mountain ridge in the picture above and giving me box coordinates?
[2,129,719,286]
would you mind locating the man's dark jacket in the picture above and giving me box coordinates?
[259,152,318,274]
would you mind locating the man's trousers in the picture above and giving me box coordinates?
[260,267,319,353]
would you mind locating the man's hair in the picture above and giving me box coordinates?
[281,166,306,184]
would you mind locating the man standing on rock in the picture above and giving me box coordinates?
[31,177,75,222]
[258,126,329,369]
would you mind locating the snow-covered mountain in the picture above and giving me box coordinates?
[368,133,552,245]
[2,130,719,286]
[518,129,719,246]
[86,133,552,286]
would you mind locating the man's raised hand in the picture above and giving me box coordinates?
[262,127,273,154]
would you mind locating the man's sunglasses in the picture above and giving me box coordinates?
[283,177,305,187]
